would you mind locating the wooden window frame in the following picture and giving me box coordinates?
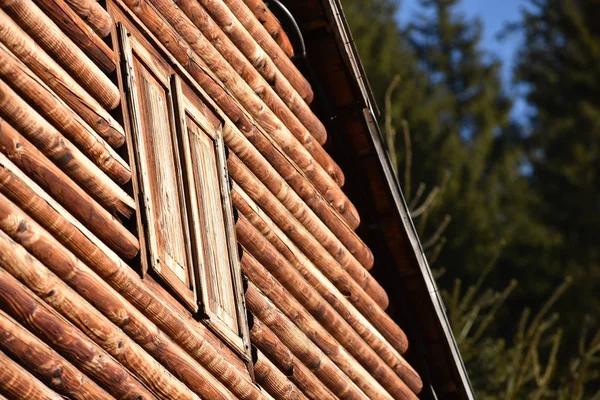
[115,15,251,360]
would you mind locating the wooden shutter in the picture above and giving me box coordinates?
[173,78,250,353]
[118,25,196,309]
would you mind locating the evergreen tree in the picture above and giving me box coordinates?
[405,0,545,298]
[513,0,600,345]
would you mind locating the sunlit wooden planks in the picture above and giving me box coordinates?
[0,0,119,107]
[243,0,294,57]
[0,311,115,400]
[0,11,125,147]
[33,0,115,71]
[0,350,64,400]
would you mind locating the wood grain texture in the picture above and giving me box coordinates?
[223,121,366,254]
[146,0,344,186]
[240,249,412,400]
[243,0,294,57]
[33,0,115,71]
[234,187,417,386]
[255,350,309,400]
[229,151,372,270]
[0,170,243,400]
[0,10,125,147]
[0,122,139,260]
[224,0,313,102]
[0,83,136,219]
[113,0,358,225]
[0,310,115,400]
[229,158,389,309]
[63,0,113,37]
[0,266,157,400]
[177,0,326,145]
[0,140,268,400]
[0,349,64,400]
[251,318,337,400]
[0,0,120,108]
[246,283,368,400]
[0,205,235,400]
[0,46,130,182]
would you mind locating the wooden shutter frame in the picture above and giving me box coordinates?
[118,23,198,311]
[117,19,251,360]
[172,76,251,358]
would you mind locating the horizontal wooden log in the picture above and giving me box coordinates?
[224,0,313,102]
[63,0,113,37]
[0,135,269,400]
[222,117,359,232]
[0,123,138,260]
[0,310,115,400]
[0,83,136,218]
[238,216,419,396]
[246,283,368,400]
[234,187,418,389]
[0,208,234,400]
[0,46,130,183]
[234,181,404,352]
[240,249,411,400]
[0,349,64,400]
[33,0,115,72]
[228,152,372,269]
[229,159,389,309]
[251,318,337,400]
[178,0,326,146]
[244,0,294,58]
[255,350,308,400]
[0,11,125,147]
[114,0,357,223]
[146,0,344,187]
[0,0,120,108]
[0,267,157,400]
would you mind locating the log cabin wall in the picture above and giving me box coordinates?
[0,0,424,399]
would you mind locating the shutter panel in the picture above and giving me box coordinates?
[173,77,249,350]
[119,25,196,309]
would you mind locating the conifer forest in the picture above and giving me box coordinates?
[342,0,600,397]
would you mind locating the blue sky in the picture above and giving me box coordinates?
[397,0,529,120]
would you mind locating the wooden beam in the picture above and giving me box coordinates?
[145,0,344,186]
[0,266,158,400]
[0,311,115,400]
[177,0,326,145]
[255,350,309,400]
[243,0,294,58]
[240,249,414,400]
[0,208,236,400]
[0,124,138,260]
[63,0,113,37]
[0,150,268,400]
[251,318,337,400]
[228,152,372,269]
[33,0,115,71]
[0,350,64,400]
[229,159,389,309]
[234,187,418,387]
[0,10,125,147]
[246,283,368,400]
[0,0,120,108]
[0,47,130,180]
[222,118,359,229]
[224,0,313,102]
[0,85,135,218]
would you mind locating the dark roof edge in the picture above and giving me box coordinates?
[322,1,475,397]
